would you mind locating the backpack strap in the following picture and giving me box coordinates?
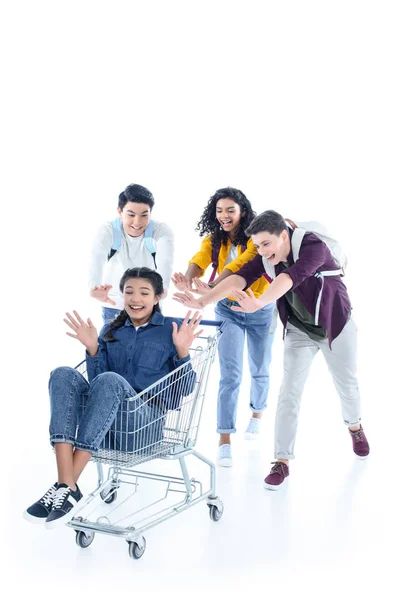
[290,227,307,263]
[144,220,157,268]
[108,218,123,261]
[108,218,157,267]
[209,237,220,283]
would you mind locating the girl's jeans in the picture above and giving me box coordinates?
[214,298,276,434]
[49,367,164,453]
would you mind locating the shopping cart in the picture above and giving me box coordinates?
[68,319,224,560]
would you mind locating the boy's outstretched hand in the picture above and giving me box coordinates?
[172,311,204,358]
[231,289,263,313]
[173,290,204,309]
[64,311,99,355]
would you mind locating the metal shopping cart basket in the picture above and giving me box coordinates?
[68,319,223,560]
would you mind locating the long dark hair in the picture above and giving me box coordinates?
[104,267,164,342]
[195,187,256,249]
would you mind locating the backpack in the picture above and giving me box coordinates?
[107,218,157,268]
[208,237,247,283]
[262,220,347,282]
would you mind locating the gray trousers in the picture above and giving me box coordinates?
[275,317,361,460]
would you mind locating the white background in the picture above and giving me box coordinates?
[1,1,399,598]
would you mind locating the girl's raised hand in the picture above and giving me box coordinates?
[172,311,204,355]
[64,311,99,353]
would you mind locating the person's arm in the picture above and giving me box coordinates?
[171,236,212,291]
[154,222,175,294]
[231,274,293,312]
[85,333,111,381]
[207,238,258,287]
[173,254,266,309]
[173,274,247,309]
[88,223,117,305]
[231,236,331,313]
[161,312,203,409]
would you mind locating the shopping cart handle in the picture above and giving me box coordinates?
[199,319,223,327]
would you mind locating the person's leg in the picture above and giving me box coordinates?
[264,325,319,489]
[319,317,369,457]
[245,303,276,438]
[215,300,246,464]
[46,371,138,529]
[24,366,89,523]
[49,366,90,488]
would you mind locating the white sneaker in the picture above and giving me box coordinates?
[244,417,261,440]
[218,444,232,467]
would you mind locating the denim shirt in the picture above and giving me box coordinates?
[236,232,351,345]
[86,311,195,409]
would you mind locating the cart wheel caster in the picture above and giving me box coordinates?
[101,487,117,504]
[75,530,95,548]
[128,538,146,560]
[209,504,223,522]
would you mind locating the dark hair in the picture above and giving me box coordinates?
[195,187,256,249]
[246,210,289,237]
[118,184,155,211]
[104,267,164,342]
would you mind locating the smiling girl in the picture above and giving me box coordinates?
[24,267,201,529]
[172,188,276,467]
[89,184,174,323]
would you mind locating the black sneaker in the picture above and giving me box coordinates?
[23,483,59,524]
[45,483,84,529]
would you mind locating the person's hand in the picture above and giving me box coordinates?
[172,311,204,356]
[231,289,263,313]
[173,290,204,309]
[171,272,191,292]
[64,311,99,353]
[192,277,213,296]
[90,285,116,306]
[160,289,168,300]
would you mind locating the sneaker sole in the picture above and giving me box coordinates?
[355,454,369,461]
[23,511,49,525]
[263,479,288,491]
[218,459,232,467]
[45,497,86,530]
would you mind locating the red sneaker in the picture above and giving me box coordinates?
[349,425,370,458]
[263,461,289,490]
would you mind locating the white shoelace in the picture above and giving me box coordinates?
[40,485,58,507]
[52,487,72,510]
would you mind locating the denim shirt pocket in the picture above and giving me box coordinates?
[135,342,170,372]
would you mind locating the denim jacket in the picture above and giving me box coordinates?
[86,311,196,410]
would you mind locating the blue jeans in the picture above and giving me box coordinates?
[214,298,276,434]
[102,307,121,325]
[49,367,164,453]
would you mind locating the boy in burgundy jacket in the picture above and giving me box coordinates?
[173,210,369,489]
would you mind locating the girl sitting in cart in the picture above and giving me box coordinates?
[24,267,202,530]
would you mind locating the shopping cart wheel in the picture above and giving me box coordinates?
[209,505,224,522]
[128,538,146,560]
[101,487,118,504]
[75,530,95,548]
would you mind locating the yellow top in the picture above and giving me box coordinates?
[189,235,269,300]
